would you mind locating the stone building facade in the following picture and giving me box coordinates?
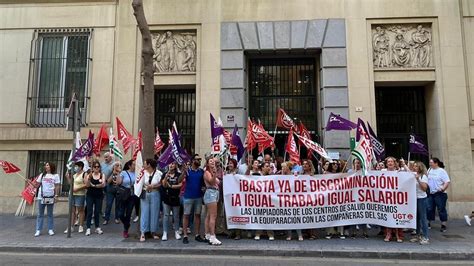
[0,0,473,216]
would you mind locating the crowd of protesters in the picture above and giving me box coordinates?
[33,150,459,246]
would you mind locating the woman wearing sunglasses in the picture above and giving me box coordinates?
[84,159,106,236]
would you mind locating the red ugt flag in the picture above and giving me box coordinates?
[276,108,295,129]
[285,129,300,164]
[93,124,109,156]
[154,128,165,154]
[116,117,135,154]
[132,129,143,161]
[0,160,21,174]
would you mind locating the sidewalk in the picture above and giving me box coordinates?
[0,214,472,260]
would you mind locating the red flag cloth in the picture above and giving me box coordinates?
[253,122,274,153]
[132,129,143,161]
[93,124,109,156]
[276,108,295,129]
[0,160,21,174]
[154,128,165,154]
[285,129,300,164]
[244,119,256,151]
[116,117,135,154]
[21,179,38,205]
[297,122,313,159]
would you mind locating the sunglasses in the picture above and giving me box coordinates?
[93,165,100,168]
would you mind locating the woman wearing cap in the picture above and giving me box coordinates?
[64,161,87,234]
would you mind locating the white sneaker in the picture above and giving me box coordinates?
[464,215,472,226]
[48,230,55,236]
[74,220,79,226]
[178,227,183,235]
[85,228,91,236]
[269,236,275,241]
[175,231,181,240]
[78,226,84,233]
[162,232,168,241]
[95,228,103,235]
[419,237,430,245]
[64,227,74,234]
[133,216,139,223]
[209,235,222,246]
[254,235,260,240]
[34,230,40,237]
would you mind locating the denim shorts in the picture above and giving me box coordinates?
[203,189,219,205]
[183,197,202,215]
[73,195,85,207]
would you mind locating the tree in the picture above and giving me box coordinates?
[132,0,154,159]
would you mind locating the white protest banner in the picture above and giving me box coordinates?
[223,171,416,230]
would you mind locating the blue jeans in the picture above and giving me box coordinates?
[36,202,54,231]
[417,197,429,238]
[86,194,103,229]
[427,192,448,222]
[140,191,161,234]
[163,203,180,234]
[104,188,118,221]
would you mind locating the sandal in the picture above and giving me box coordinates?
[286,236,292,241]
[153,233,160,240]
[309,234,317,240]
[140,235,146,242]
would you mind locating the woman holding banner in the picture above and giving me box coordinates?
[301,160,319,240]
[347,158,369,239]
[383,156,404,242]
[282,162,304,241]
[34,162,61,237]
[410,161,430,245]
[203,157,222,245]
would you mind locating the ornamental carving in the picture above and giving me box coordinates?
[152,30,197,73]
[372,24,432,68]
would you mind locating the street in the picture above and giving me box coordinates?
[0,252,472,266]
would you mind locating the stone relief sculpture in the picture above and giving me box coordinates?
[152,30,197,73]
[372,24,432,68]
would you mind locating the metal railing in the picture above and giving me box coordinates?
[27,96,88,127]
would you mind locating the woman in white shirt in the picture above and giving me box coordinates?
[138,159,162,242]
[34,162,61,237]
[427,158,450,232]
[410,161,430,245]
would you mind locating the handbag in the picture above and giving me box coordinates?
[116,173,131,202]
[39,174,55,205]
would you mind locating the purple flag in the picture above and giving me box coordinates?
[158,129,191,168]
[210,113,224,139]
[409,134,429,156]
[367,122,386,161]
[231,124,245,161]
[72,131,94,161]
[326,112,357,131]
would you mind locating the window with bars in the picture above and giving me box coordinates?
[27,150,70,195]
[27,29,92,127]
[248,58,318,157]
[155,89,196,155]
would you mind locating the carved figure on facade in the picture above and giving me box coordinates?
[152,30,197,73]
[372,24,432,68]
